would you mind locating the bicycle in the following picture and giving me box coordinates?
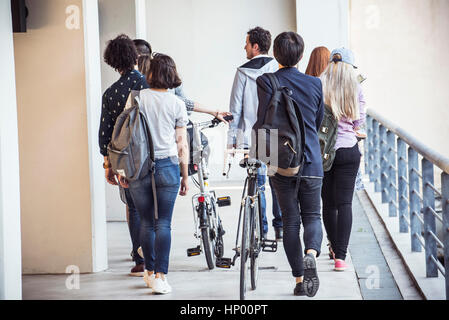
[216,149,278,300]
[186,115,233,270]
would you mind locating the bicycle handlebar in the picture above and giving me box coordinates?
[222,148,250,178]
[187,114,234,130]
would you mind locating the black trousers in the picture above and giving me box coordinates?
[270,175,323,277]
[321,143,361,260]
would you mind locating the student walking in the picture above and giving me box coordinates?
[227,26,283,240]
[121,53,189,294]
[320,48,366,271]
[121,42,231,275]
[255,32,324,297]
[99,34,150,276]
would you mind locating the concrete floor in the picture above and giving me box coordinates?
[22,183,363,300]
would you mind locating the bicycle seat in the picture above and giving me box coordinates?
[239,158,263,169]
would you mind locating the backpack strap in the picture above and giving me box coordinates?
[133,90,159,220]
[266,73,281,92]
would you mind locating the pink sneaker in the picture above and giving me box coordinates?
[334,259,348,271]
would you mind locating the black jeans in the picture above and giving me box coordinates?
[322,143,361,260]
[270,175,323,277]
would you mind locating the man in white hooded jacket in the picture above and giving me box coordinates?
[227,26,283,240]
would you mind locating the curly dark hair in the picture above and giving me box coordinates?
[147,53,182,89]
[103,34,138,74]
[247,27,272,54]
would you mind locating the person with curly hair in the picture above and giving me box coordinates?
[99,34,150,277]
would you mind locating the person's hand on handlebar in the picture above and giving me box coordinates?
[214,111,233,124]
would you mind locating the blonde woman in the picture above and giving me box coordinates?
[320,48,366,271]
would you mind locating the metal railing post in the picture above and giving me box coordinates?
[441,172,449,299]
[387,130,397,217]
[372,120,381,191]
[408,147,422,252]
[397,138,409,233]
[366,115,373,177]
[422,158,437,277]
[380,125,389,203]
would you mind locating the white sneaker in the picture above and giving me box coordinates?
[143,270,155,288]
[152,276,172,294]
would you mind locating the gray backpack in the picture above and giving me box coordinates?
[318,104,338,172]
[107,90,159,218]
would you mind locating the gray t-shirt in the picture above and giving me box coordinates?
[138,89,189,159]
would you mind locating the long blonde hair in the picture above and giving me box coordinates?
[320,53,359,121]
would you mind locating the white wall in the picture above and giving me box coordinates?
[0,0,22,300]
[350,0,449,158]
[296,0,349,72]
[146,0,297,182]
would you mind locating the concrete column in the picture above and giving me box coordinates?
[98,0,136,221]
[0,0,22,299]
[296,0,349,71]
[82,0,108,272]
[135,0,147,40]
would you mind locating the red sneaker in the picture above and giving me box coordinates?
[334,259,348,271]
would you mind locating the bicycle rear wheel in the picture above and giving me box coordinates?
[240,198,251,300]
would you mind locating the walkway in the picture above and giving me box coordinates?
[22,183,407,300]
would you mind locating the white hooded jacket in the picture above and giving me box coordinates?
[227,55,279,149]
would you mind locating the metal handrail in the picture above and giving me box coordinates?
[368,108,449,174]
[365,108,449,300]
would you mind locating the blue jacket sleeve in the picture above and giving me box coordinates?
[253,74,273,132]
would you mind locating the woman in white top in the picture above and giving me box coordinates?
[124,53,189,294]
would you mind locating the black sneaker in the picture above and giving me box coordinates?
[303,253,319,297]
[293,282,306,296]
[274,227,283,241]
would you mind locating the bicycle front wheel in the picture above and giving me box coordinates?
[199,204,216,270]
[250,194,261,290]
[240,198,251,300]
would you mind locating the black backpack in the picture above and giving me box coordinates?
[252,73,306,177]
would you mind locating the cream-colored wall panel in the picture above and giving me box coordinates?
[14,0,94,274]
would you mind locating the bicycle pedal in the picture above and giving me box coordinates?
[216,257,232,269]
[262,239,278,253]
[187,246,201,257]
[217,196,231,207]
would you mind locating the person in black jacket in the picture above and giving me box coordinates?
[254,32,324,297]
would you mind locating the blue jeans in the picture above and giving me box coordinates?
[124,188,144,265]
[128,157,180,274]
[270,174,323,277]
[257,164,283,235]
